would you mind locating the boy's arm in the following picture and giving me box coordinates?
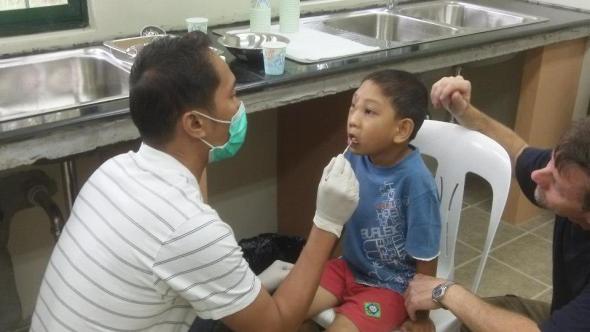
[400,259,438,332]
[416,258,437,276]
[415,259,437,320]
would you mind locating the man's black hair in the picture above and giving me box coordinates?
[129,31,219,144]
[554,117,590,211]
[362,69,428,140]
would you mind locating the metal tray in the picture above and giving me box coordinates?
[218,32,289,63]
[104,35,224,60]
[103,35,163,58]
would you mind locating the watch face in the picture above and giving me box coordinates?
[433,283,448,302]
[433,287,443,299]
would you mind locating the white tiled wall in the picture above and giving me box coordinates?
[535,0,590,10]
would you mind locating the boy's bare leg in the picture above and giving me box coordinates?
[326,314,359,332]
[307,286,339,318]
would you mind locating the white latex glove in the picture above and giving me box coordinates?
[258,260,294,292]
[313,154,360,237]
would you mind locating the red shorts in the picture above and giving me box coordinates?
[320,258,407,332]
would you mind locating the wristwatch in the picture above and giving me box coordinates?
[432,281,456,309]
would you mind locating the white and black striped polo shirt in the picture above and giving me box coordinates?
[31,143,261,332]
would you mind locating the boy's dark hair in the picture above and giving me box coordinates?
[362,69,428,140]
[129,31,219,144]
[554,117,590,211]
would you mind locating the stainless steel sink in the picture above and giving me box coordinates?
[213,0,549,62]
[295,1,548,59]
[323,12,459,42]
[396,1,545,30]
[0,47,130,122]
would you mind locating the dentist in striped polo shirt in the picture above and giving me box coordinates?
[31,32,359,332]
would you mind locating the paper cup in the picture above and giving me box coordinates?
[262,41,288,75]
[186,17,208,33]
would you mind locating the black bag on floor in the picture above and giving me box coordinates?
[189,233,306,332]
[238,232,307,275]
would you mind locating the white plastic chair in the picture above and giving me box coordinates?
[313,120,512,331]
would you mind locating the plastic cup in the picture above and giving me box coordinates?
[262,41,288,75]
[186,17,208,33]
[250,7,271,32]
[279,0,300,33]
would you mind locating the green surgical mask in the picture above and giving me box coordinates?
[193,101,248,163]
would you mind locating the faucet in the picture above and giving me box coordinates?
[387,0,400,11]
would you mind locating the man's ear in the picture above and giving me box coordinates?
[393,118,415,144]
[181,110,207,139]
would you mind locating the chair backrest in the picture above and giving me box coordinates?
[412,120,511,292]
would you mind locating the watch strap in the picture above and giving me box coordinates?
[432,280,456,310]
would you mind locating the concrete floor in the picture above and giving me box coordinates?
[456,173,553,304]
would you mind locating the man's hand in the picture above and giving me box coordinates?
[404,274,448,320]
[431,76,472,117]
[313,154,359,237]
[258,260,294,292]
[400,317,436,332]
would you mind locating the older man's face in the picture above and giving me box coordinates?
[531,154,590,229]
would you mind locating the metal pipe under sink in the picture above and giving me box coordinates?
[0,170,65,330]
[387,0,400,11]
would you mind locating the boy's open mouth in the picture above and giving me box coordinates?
[347,133,359,145]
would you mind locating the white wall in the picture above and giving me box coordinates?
[534,0,590,10]
[1,0,382,55]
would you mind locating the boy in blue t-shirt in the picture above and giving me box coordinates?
[307,70,441,332]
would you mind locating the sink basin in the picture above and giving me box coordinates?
[323,12,459,42]
[214,1,549,63]
[0,47,130,122]
[397,1,544,30]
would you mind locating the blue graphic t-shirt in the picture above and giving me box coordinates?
[342,147,441,294]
